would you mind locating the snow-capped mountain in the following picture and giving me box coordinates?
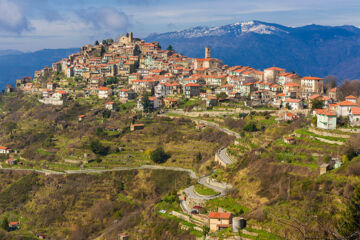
[146,21,360,80]
[148,20,290,40]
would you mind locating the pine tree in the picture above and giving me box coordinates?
[150,86,155,96]
[142,95,153,113]
[167,45,174,51]
[94,40,99,46]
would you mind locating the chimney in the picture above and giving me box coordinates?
[205,46,211,59]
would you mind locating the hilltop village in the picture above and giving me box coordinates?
[13,32,360,128]
[0,33,360,240]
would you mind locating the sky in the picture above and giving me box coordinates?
[1,0,360,51]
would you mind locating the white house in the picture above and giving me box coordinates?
[0,147,11,154]
[349,107,360,126]
[284,98,303,110]
[336,100,358,117]
[315,109,337,130]
[98,87,111,99]
[137,96,163,111]
[345,95,357,104]
[105,102,115,111]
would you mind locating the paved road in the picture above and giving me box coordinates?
[195,119,241,139]
[0,165,198,179]
[217,148,234,165]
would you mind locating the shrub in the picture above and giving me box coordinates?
[196,152,202,163]
[150,147,170,164]
[0,217,8,231]
[243,122,258,132]
[90,140,109,156]
[102,110,111,118]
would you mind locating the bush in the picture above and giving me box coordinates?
[150,147,170,164]
[0,217,8,231]
[102,110,111,118]
[90,140,109,156]
[243,122,258,132]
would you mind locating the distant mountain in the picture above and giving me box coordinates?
[146,20,360,81]
[0,48,79,89]
[0,49,23,56]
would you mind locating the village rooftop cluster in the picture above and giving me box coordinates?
[11,32,360,130]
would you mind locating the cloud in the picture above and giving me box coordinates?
[0,0,32,34]
[77,7,130,32]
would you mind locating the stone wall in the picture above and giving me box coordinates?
[309,127,350,138]
[314,137,344,145]
[206,178,232,190]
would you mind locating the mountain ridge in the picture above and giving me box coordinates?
[146,20,360,80]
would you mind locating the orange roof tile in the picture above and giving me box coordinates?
[209,212,231,219]
[185,83,200,87]
[351,107,360,115]
[346,95,357,99]
[338,100,358,106]
[302,76,323,80]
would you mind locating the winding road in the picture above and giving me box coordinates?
[1,113,238,217]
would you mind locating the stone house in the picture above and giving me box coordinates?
[300,76,324,99]
[130,123,144,131]
[119,89,137,102]
[283,82,301,99]
[264,67,285,82]
[320,163,330,175]
[184,83,200,98]
[209,212,232,232]
[6,158,17,165]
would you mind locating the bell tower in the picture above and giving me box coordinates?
[205,46,211,59]
[128,32,133,43]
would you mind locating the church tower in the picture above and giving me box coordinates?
[128,32,133,43]
[205,46,211,59]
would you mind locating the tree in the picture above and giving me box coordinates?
[95,127,105,137]
[243,122,258,132]
[202,225,210,240]
[312,116,317,126]
[94,40,99,45]
[337,116,350,127]
[102,110,111,118]
[3,122,17,134]
[339,184,360,237]
[216,92,228,100]
[311,99,325,110]
[338,80,360,100]
[324,76,338,92]
[150,147,170,164]
[196,152,202,163]
[285,102,292,110]
[150,86,155,96]
[1,217,8,231]
[142,94,153,113]
[167,45,174,51]
[90,140,109,156]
